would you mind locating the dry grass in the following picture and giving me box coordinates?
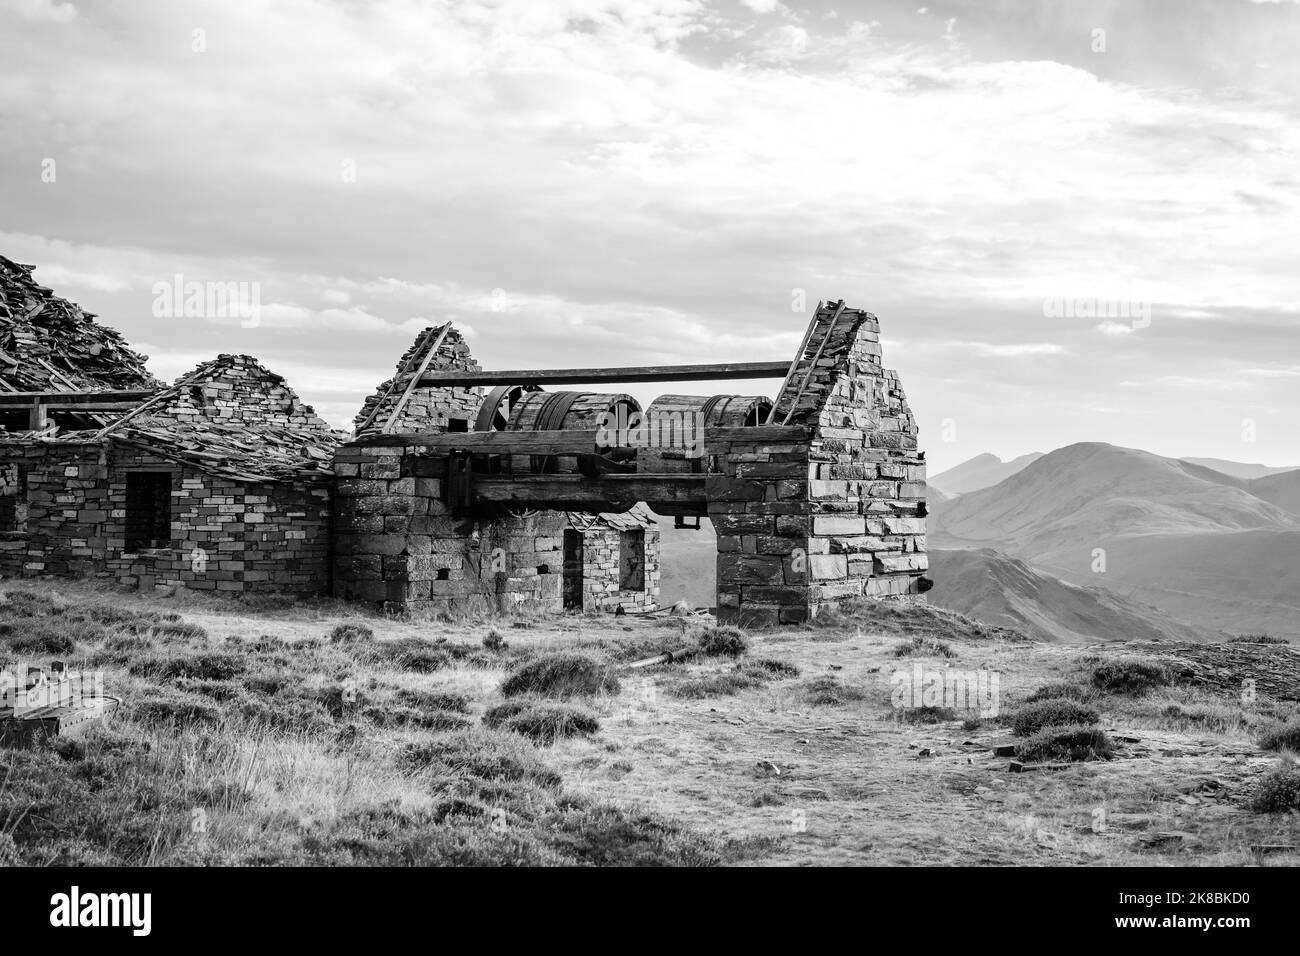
[3,579,1297,866]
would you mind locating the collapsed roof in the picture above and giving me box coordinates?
[564,503,658,531]
[0,256,161,393]
[0,255,343,482]
[96,354,345,484]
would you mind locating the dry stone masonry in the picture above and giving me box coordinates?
[0,258,925,622]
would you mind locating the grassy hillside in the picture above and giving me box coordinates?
[929,443,1300,637]
[1182,458,1300,481]
[3,581,1299,867]
[1031,530,1300,640]
[927,549,1220,644]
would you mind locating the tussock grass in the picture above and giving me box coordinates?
[361,637,454,672]
[668,669,765,698]
[892,635,955,659]
[125,692,223,728]
[1011,700,1101,738]
[484,700,600,744]
[1257,718,1300,754]
[801,676,867,706]
[148,621,208,643]
[1250,763,1300,813]
[500,653,620,699]
[130,652,246,682]
[1230,634,1289,645]
[329,623,374,645]
[1025,682,1095,704]
[664,656,802,699]
[6,625,78,655]
[1090,658,1170,695]
[813,596,1030,643]
[394,688,471,714]
[697,625,749,658]
[361,705,471,732]
[893,705,957,724]
[1015,725,1114,763]
[748,658,800,678]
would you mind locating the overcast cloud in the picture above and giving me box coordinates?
[2,0,1296,471]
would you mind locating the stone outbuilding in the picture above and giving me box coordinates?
[0,353,340,595]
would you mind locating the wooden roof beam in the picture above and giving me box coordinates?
[418,361,790,388]
[0,389,155,406]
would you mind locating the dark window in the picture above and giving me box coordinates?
[125,472,173,551]
[436,568,451,581]
[619,530,646,591]
[0,463,27,533]
[447,418,469,433]
[537,564,550,575]
[563,530,584,610]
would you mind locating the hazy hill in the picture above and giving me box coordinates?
[929,443,1300,637]
[929,452,1043,496]
[1245,468,1300,517]
[927,549,1219,644]
[929,443,1298,550]
[1181,457,1299,480]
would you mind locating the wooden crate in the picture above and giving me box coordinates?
[0,696,122,749]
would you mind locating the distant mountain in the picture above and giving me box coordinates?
[1181,458,1300,480]
[929,452,1043,496]
[930,443,1298,550]
[928,485,952,504]
[929,443,1300,638]
[1245,469,1300,518]
[927,549,1219,644]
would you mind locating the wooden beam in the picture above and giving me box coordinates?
[418,361,790,388]
[42,402,139,412]
[381,323,452,434]
[472,474,707,506]
[0,390,155,406]
[349,429,605,454]
[348,424,810,453]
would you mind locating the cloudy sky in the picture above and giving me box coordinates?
[2,0,1297,472]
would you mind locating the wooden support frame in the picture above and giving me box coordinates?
[347,424,809,453]
[418,361,790,388]
[0,390,156,406]
[471,474,707,507]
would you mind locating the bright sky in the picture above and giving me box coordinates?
[2,0,1297,472]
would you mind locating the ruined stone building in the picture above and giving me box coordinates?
[0,256,927,623]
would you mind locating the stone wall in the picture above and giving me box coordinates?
[708,304,926,625]
[354,327,482,435]
[575,523,660,613]
[331,442,566,615]
[0,441,331,594]
[168,354,334,431]
[707,432,813,626]
[804,309,927,606]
